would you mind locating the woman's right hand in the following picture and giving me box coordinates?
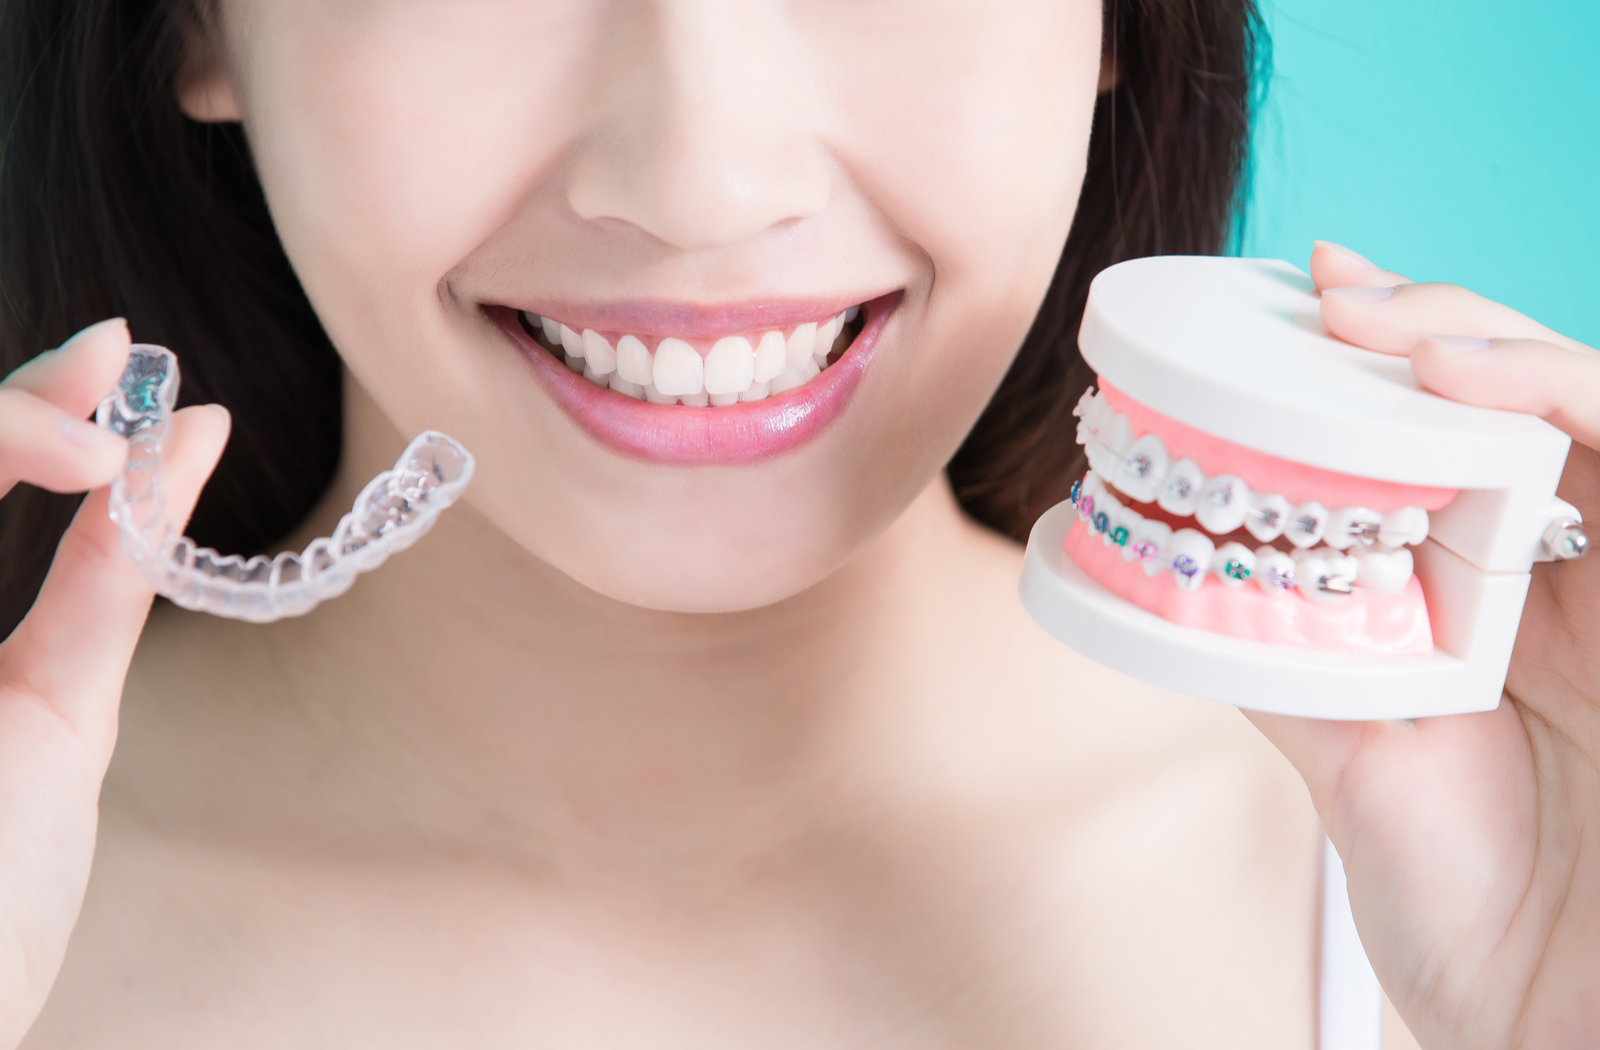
[0,320,228,1047]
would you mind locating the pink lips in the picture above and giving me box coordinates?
[492,292,900,465]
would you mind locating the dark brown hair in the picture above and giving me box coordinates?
[0,0,1263,638]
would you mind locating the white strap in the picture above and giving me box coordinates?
[1320,834,1383,1050]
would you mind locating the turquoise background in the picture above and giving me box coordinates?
[1243,0,1599,346]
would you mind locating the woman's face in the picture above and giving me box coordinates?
[203,0,1104,612]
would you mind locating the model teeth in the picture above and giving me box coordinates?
[1116,433,1170,503]
[1074,390,1433,553]
[1074,468,1424,600]
[1158,458,1205,517]
[1246,492,1291,542]
[1286,500,1329,549]
[1293,547,1359,604]
[1213,542,1256,588]
[1253,547,1298,594]
[520,306,862,405]
[1353,545,1414,593]
[1195,474,1251,535]
[1380,507,1429,548]
[1325,505,1382,550]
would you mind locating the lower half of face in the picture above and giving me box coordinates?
[230,0,1104,612]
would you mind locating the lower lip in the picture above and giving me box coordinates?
[492,293,901,465]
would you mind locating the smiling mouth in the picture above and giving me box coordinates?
[514,304,868,406]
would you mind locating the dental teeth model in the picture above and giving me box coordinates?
[1019,256,1587,720]
[96,345,474,623]
[1072,390,1433,599]
[520,305,861,406]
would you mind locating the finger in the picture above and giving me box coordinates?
[0,404,230,757]
[0,387,128,498]
[1308,239,1412,290]
[2,318,131,415]
[1320,281,1588,357]
[1410,336,1600,450]
[1242,708,1370,816]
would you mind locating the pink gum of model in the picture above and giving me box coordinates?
[1098,380,1459,512]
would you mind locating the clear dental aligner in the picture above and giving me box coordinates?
[519,305,862,406]
[96,345,474,623]
[1071,388,1430,598]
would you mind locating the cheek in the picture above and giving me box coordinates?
[830,0,1102,418]
[237,1,586,337]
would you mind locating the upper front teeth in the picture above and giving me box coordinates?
[1074,389,1430,550]
[522,307,859,405]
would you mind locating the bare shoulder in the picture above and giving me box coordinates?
[910,513,1326,1046]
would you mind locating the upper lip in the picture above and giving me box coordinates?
[493,294,894,339]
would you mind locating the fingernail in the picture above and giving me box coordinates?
[1323,285,1395,304]
[1430,334,1494,352]
[55,411,119,450]
[1314,240,1380,270]
[57,317,129,353]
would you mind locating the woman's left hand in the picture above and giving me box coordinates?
[1247,240,1600,1049]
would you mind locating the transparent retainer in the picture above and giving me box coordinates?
[95,345,475,623]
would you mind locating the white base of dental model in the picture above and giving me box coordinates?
[1019,257,1584,721]
[96,345,474,623]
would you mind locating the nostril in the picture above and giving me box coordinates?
[564,137,832,251]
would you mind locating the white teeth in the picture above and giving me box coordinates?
[1326,505,1382,550]
[529,308,863,407]
[1095,488,1125,547]
[1285,501,1329,548]
[843,305,860,323]
[1246,492,1291,542]
[1292,547,1357,603]
[1100,413,1132,463]
[582,329,616,374]
[1158,458,1206,517]
[1253,547,1299,595]
[753,331,787,383]
[1168,529,1215,591]
[652,337,704,396]
[1195,474,1251,535]
[769,367,810,395]
[1131,518,1174,576]
[704,336,756,395]
[1380,507,1430,548]
[1075,467,1419,601]
[786,322,817,369]
[616,334,653,385]
[1213,542,1257,588]
[560,323,584,358]
[1114,505,1142,559]
[1354,545,1414,593]
[1115,433,1170,503]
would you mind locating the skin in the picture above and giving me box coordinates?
[0,1,1591,1047]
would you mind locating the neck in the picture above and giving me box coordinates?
[234,370,992,877]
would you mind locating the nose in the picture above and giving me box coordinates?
[564,0,832,251]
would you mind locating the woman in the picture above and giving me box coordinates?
[0,0,1594,1046]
